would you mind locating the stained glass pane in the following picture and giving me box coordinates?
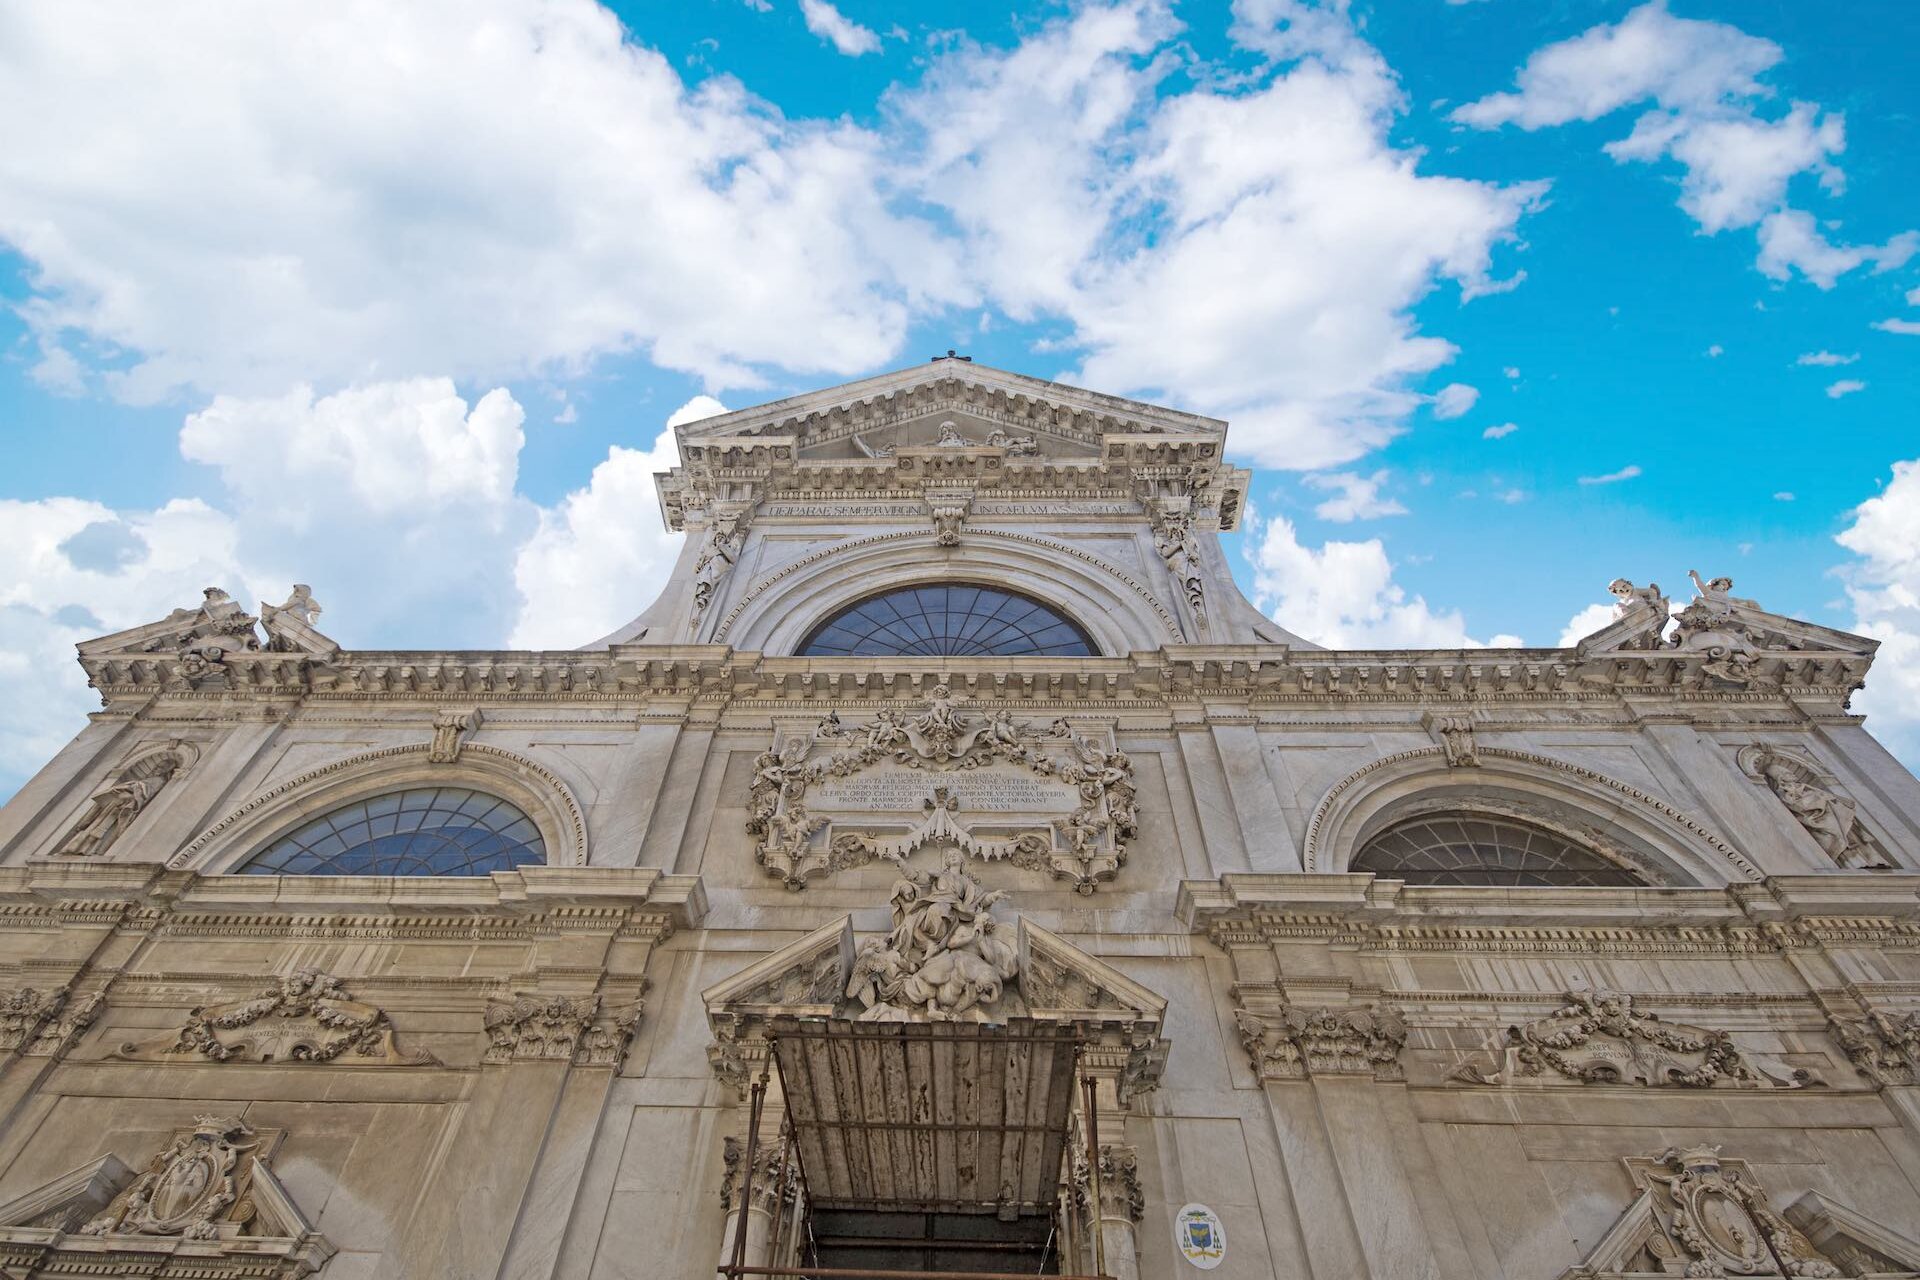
[238,787,547,877]
[798,585,1096,657]
[1351,811,1642,887]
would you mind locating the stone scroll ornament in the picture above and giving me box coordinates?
[744,686,1138,893]
[1450,988,1813,1089]
[844,850,1021,1023]
[117,968,439,1066]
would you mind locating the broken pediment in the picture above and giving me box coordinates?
[1563,1144,1920,1279]
[0,1115,335,1277]
[76,585,340,693]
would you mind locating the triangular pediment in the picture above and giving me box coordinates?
[673,359,1226,454]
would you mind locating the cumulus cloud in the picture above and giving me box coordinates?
[1873,318,1920,336]
[1837,460,1920,763]
[1482,422,1518,439]
[0,498,251,788]
[1430,382,1479,419]
[1827,379,1866,398]
[1557,601,1616,647]
[892,0,1539,467]
[0,0,962,400]
[1796,350,1857,365]
[1456,2,1912,287]
[1302,469,1407,522]
[1243,507,1509,648]
[511,405,702,648]
[801,0,881,56]
[1578,464,1642,485]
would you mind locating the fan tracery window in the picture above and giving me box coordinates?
[797,585,1096,657]
[1351,811,1641,886]
[238,787,547,876]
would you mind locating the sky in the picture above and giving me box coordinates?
[1,0,1918,801]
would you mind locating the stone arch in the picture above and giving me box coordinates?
[1302,747,1760,887]
[715,530,1183,654]
[172,742,588,873]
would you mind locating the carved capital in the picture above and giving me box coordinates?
[1071,1143,1143,1224]
[573,992,646,1070]
[483,993,599,1064]
[1829,1007,1920,1087]
[720,1135,797,1214]
[1234,999,1406,1081]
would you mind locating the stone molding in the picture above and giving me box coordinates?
[170,741,588,870]
[1301,744,1762,884]
[1233,995,1407,1082]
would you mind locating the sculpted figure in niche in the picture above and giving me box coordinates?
[56,748,189,857]
[1739,746,1886,869]
[690,512,749,617]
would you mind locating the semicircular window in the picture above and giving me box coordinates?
[238,788,547,876]
[798,585,1097,657]
[1351,811,1642,887]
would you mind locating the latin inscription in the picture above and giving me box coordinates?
[811,768,1075,814]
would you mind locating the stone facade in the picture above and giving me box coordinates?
[0,358,1917,1278]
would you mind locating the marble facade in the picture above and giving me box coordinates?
[0,358,1918,1277]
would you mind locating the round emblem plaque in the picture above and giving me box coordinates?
[1174,1202,1226,1269]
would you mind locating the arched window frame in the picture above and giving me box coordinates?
[236,786,548,877]
[797,582,1099,657]
[1350,807,1646,887]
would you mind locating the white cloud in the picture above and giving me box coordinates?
[0,498,251,790]
[1908,286,1920,306]
[893,0,1540,468]
[1796,350,1857,365]
[1303,469,1407,522]
[1482,422,1518,439]
[801,0,881,56]
[1578,464,1642,485]
[1502,366,1520,379]
[0,1,962,400]
[1705,344,1723,357]
[1495,488,1527,504]
[1456,3,1912,287]
[1874,318,1920,336]
[1557,601,1616,647]
[1774,491,1795,501]
[1837,459,1920,765]
[511,404,699,648]
[1430,382,1479,419]
[1243,507,1506,648]
[1756,210,1916,289]
[1827,379,1866,398]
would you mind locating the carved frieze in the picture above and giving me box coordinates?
[746,687,1136,892]
[1450,988,1812,1089]
[1829,1007,1920,1086]
[1234,1001,1407,1081]
[483,993,600,1063]
[116,968,438,1066]
[1738,744,1888,869]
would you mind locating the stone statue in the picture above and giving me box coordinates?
[1607,578,1669,641]
[55,748,188,857]
[690,512,749,617]
[846,849,1018,1022]
[1152,510,1207,626]
[1740,746,1883,869]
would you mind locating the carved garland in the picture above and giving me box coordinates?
[1302,745,1762,882]
[746,689,1137,893]
[711,529,1183,643]
[171,742,587,869]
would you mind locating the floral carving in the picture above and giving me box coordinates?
[745,687,1136,892]
[118,968,438,1066]
[720,1134,798,1214]
[1829,1008,1920,1086]
[1450,988,1810,1089]
[1071,1143,1144,1224]
[0,987,66,1053]
[573,993,647,1069]
[483,993,600,1063]
[1234,1001,1406,1080]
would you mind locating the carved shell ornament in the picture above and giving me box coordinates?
[744,687,1137,893]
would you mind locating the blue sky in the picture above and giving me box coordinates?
[2,0,1918,799]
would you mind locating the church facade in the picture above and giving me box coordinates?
[1,358,1919,1278]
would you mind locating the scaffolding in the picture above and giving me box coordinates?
[719,1019,1116,1280]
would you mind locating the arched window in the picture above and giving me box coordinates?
[238,787,547,876]
[797,585,1097,657]
[1351,811,1642,887]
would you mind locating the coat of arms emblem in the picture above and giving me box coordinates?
[1174,1203,1226,1269]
